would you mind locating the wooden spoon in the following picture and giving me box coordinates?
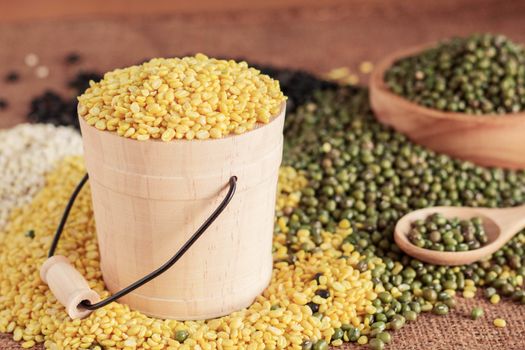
[394,205,525,265]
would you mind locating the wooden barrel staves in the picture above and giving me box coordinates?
[42,102,286,320]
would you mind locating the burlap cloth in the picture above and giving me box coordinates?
[1,1,525,348]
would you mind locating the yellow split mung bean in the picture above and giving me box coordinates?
[493,318,507,328]
[78,54,286,141]
[0,157,375,349]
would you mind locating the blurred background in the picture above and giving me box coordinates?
[1,0,524,129]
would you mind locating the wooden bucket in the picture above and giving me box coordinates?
[75,103,286,320]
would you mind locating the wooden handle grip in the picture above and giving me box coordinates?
[40,255,100,319]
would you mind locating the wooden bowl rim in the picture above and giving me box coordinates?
[370,42,525,125]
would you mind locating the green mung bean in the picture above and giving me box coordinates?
[403,310,418,321]
[433,303,450,315]
[346,327,361,342]
[331,328,344,341]
[407,214,488,251]
[313,339,328,350]
[376,332,392,344]
[368,338,385,350]
[385,33,525,115]
[471,307,484,320]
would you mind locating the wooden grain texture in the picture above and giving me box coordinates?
[78,104,285,320]
[369,44,525,169]
[394,205,525,266]
[0,0,348,22]
[39,255,100,319]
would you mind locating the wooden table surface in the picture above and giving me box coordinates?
[2,0,525,130]
[1,1,525,349]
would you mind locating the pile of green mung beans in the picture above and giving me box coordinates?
[384,33,525,115]
[407,213,489,251]
[281,86,525,349]
[12,59,525,348]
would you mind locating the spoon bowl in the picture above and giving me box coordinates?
[394,205,525,265]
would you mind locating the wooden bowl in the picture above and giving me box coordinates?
[369,44,525,169]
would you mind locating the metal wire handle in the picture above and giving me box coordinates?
[48,172,237,311]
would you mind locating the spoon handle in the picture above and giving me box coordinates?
[486,204,525,242]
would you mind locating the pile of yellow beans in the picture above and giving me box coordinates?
[0,156,376,349]
[78,54,286,141]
